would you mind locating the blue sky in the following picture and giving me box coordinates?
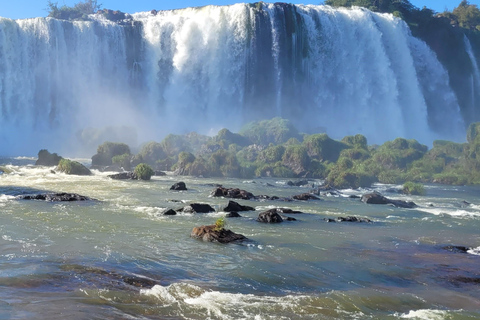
[0,0,475,20]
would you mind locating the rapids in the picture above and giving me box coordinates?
[0,158,479,319]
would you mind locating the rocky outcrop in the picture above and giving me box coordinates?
[181,203,215,214]
[57,159,92,176]
[35,149,63,166]
[361,192,417,208]
[292,193,321,201]
[226,212,241,218]
[222,200,255,212]
[257,209,284,223]
[287,180,310,186]
[162,209,177,216]
[325,216,372,223]
[191,225,247,243]
[211,187,255,200]
[16,193,92,201]
[170,182,187,191]
[108,172,137,180]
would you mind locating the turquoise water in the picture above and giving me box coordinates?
[0,158,479,319]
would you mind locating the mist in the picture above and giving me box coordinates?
[0,4,470,157]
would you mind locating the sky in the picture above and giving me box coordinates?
[1,0,476,20]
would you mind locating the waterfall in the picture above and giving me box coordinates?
[0,4,467,156]
[464,35,480,120]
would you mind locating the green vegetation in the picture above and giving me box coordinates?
[57,159,92,175]
[133,163,154,180]
[91,118,480,188]
[91,142,131,167]
[402,181,426,195]
[112,153,132,170]
[47,0,101,20]
[214,217,226,231]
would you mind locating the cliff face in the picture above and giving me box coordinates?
[0,3,478,155]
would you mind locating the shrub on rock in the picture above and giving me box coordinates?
[92,142,131,166]
[133,163,154,180]
[57,159,92,175]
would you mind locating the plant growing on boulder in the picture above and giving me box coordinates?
[214,217,226,231]
[92,142,131,167]
[112,153,132,170]
[133,163,154,180]
[57,159,92,175]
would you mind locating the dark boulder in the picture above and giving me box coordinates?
[361,192,417,208]
[442,245,470,253]
[257,209,284,223]
[336,216,372,223]
[287,180,310,187]
[255,195,293,201]
[293,193,321,201]
[191,225,247,243]
[211,187,255,200]
[226,212,242,218]
[182,203,215,214]
[154,171,166,176]
[222,200,255,212]
[170,182,187,191]
[108,172,137,180]
[163,209,177,216]
[16,193,92,202]
[35,149,63,166]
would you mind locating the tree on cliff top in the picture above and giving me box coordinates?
[47,0,102,20]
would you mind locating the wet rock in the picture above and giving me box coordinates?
[154,171,166,176]
[191,225,247,243]
[336,216,372,223]
[292,193,321,201]
[255,195,293,201]
[226,212,241,218]
[181,203,215,214]
[349,195,360,199]
[211,187,255,200]
[222,200,255,212]
[170,182,187,191]
[35,149,63,166]
[283,216,297,221]
[287,180,310,186]
[162,209,177,216]
[449,276,480,285]
[361,192,417,208]
[151,9,158,15]
[442,245,470,253]
[121,276,158,288]
[257,209,284,223]
[108,172,137,180]
[276,208,302,214]
[16,193,92,202]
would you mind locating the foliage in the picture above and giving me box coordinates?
[36,149,63,166]
[92,141,131,166]
[239,117,301,145]
[47,0,101,20]
[214,217,226,231]
[282,145,310,175]
[216,129,251,147]
[402,181,426,195]
[112,153,132,170]
[161,134,191,157]
[133,163,154,180]
[303,133,349,162]
[137,142,166,166]
[57,159,91,175]
[257,145,285,163]
[452,0,480,30]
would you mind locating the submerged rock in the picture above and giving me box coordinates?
[16,193,92,202]
[170,182,187,191]
[287,180,310,187]
[211,187,255,200]
[191,225,247,243]
[162,209,177,216]
[181,203,215,214]
[222,200,255,212]
[292,193,321,201]
[361,192,416,208]
[108,172,137,180]
[442,245,470,253]
[257,209,284,223]
[225,212,241,218]
[276,208,302,214]
[324,216,373,223]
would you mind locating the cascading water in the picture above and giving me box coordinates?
[0,3,469,156]
[464,35,480,120]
